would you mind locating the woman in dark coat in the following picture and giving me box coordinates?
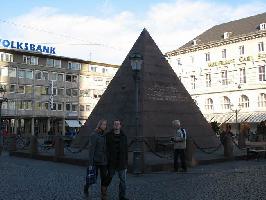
[83,119,109,200]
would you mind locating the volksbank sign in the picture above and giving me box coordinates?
[0,38,56,54]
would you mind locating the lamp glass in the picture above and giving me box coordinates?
[130,53,143,71]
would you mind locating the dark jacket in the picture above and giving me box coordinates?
[106,130,128,170]
[87,130,107,166]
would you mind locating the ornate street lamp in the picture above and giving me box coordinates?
[230,103,241,135]
[0,85,8,155]
[129,52,143,174]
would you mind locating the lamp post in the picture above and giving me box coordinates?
[230,104,241,136]
[0,85,8,155]
[129,52,143,174]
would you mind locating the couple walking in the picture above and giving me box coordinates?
[84,119,128,200]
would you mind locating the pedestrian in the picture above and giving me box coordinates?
[106,120,129,200]
[83,119,109,200]
[220,123,233,145]
[171,120,187,172]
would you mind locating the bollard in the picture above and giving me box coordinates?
[30,135,38,155]
[185,138,197,167]
[8,134,17,152]
[224,135,233,158]
[54,135,64,158]
[132,151,144,174]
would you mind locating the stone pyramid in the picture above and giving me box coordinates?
[76,29,219,149]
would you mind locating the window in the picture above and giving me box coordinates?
[23,56,38,65]
[51,72,57,81]
[44,102,49,110]
[66,75,72,82]
[86,105,91,111]
[222,49,227,58]
[0,52,13,62]
[18,69,25,78]
[239,45,245,55]
[66,103,71,111]
[35,102,42,110]
[31,57,38,65]
[258,93,266,107]
[222,96,231,110]
[18,101,25,110]
[57,103,63,111]
[177,58,182,66]
[72,75,78,83]
[221,70,228,85]
[18,85,25,93]
[35,71,42,80]
[259,23,266,30]
[8,68,16,77]
[90,66,97,72]
[72,89,78,96]
[58,88,64,96]
[240,68,246,83]
[205,73,211,87]
[239,95,249,108]
[42,71,49,80]
[47,58,54,67]
[8,101,16,110]
[191,75,196,89]
[42,87,49,95]
[9,84,16,93]
[259,66,266,81]
[52,88,57,96]
[66,89,71,96]
[54,60,61,68]
[102,68,108,73]
[51,103,56,111]
[72,104,78,112]
[80,105,85,112]
[205,98,213,110]
[0,67,8,77]
[258,42,264,52]
[25,85,32,94]
[68,62,81,70]
[24,100,32,110]
[57,73,64,82]
[25,70,33,79]
[205,52,210,61]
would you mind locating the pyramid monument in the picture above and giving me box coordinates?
[75,29,219,149]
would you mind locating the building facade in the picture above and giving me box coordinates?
[166,13,266,132]
[0,48,118,136]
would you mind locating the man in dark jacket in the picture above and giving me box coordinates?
[106,120,128,200]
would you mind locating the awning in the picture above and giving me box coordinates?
[246,113,266,123]
[203,113,233,123]
[65,120,81,127]
[79,120,86,125]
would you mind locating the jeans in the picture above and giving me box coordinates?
[174,149,187,171]
[108,169,127,198]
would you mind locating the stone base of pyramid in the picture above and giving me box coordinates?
[10,147,247,173]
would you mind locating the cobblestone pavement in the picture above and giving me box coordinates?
[0,152,265,200]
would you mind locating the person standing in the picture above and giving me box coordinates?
[106,120,128,200]
[83,119,109,200]
[171,120,187,172]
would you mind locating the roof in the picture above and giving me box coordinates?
[169,12,266,53]
[0,47,120,68]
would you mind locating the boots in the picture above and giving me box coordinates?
[101,186,107,200]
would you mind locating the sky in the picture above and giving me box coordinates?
[0,0,266,64]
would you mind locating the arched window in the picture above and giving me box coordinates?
[222,96,231,110]
[258,93,266,107]
[239,95,249,108]
[205,98,213,111]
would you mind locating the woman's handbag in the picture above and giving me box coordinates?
[86,166,97,185]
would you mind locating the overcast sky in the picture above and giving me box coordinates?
[0,0,266,64]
